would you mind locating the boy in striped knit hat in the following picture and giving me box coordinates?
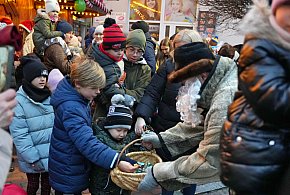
[89,24,128,119]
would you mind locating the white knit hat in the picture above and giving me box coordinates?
[94,25,104,34]
[45,0,60,13]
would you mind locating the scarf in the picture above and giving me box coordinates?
[99,43,123,62]
[22,79,51,103]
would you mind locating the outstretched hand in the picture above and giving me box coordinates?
[118,161,138,173]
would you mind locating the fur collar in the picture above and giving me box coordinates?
[36,9,50,20]
[240,0,290,50]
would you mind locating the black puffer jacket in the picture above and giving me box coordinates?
[143,32,156,75]
[220,2,290,195]
[134,58,181,133]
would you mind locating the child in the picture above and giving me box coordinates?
[9,56,53,195]
[48,58,137,194]
[89,94,136,195]
[33,0,69,58]
[89,24,127,118]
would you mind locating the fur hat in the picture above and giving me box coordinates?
[19,20,34,33]
[0,16,13,30]
[47,69,64,92]
[104,94,134,130]
[94,25,104,34]
[126,29,146,52]
[45,0,60,13]
[21,56,48,82]
[131,20,149,33]
[168,59,214,83]
[174,42,215,70]
[271,0,290,14]
[102,24,126,50]
[56,20,73,34]
[173,29,203,46]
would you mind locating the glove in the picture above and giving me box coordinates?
[138,167,159,191]
[135,117,146,136]
[30,160,45,172]
[141,131,161,148]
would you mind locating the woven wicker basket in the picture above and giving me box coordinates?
[110,138,162,191]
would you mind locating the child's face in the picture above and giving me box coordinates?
[108,128,128,141]
[160,45,170,56]
[76,84,101,101]
[94,33,103,43]
[275,5,290,33]
[106,48,124,59]
[48,11,59,21]
[171,0,181,13]
[31,76,47,89]
[125,46,143,63]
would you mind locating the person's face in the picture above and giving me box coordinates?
[146,0,156,9]
[171,0,181,13]
[65,32,74,43]
[94,33,103,43]
[161,45,170,56]
[106,48,124,59]
[48,11,59,21]
[125,46,143,63]
[108,128,128,141]
[275,5,290,33]
[76,84,101,101]
[31,76,47,89]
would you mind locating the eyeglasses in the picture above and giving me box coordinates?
[126,47,143,56]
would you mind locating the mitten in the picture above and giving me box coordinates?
[141,131,161,148]
[138,167,159,191]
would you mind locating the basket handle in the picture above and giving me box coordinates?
[117,138,142,164]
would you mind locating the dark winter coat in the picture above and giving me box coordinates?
[143,32,156,75]
[134,58,181,133]
[89,44,126,118]
[89,119,135,195]
[33,9,63,56]
[220,2,290,195]
[49,76,119,193]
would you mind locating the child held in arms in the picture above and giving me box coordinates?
[33,0,71,59]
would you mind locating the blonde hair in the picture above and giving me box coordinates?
[173,29,203,47]
[70,58,106,89]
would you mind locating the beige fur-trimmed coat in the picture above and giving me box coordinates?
[152,56,238,191]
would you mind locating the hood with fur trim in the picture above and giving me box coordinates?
[240,0,290,51]
[34,9,50,23]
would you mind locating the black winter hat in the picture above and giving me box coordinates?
[56,20,73,34]
[21,55,48,82]
[104,94,134,130]
[174,42,215,70]
[131,20,149,33]
[103,17,116,28]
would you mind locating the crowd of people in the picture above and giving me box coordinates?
[0,0,289,194]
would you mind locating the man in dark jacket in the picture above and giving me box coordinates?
[131,20,156,76]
